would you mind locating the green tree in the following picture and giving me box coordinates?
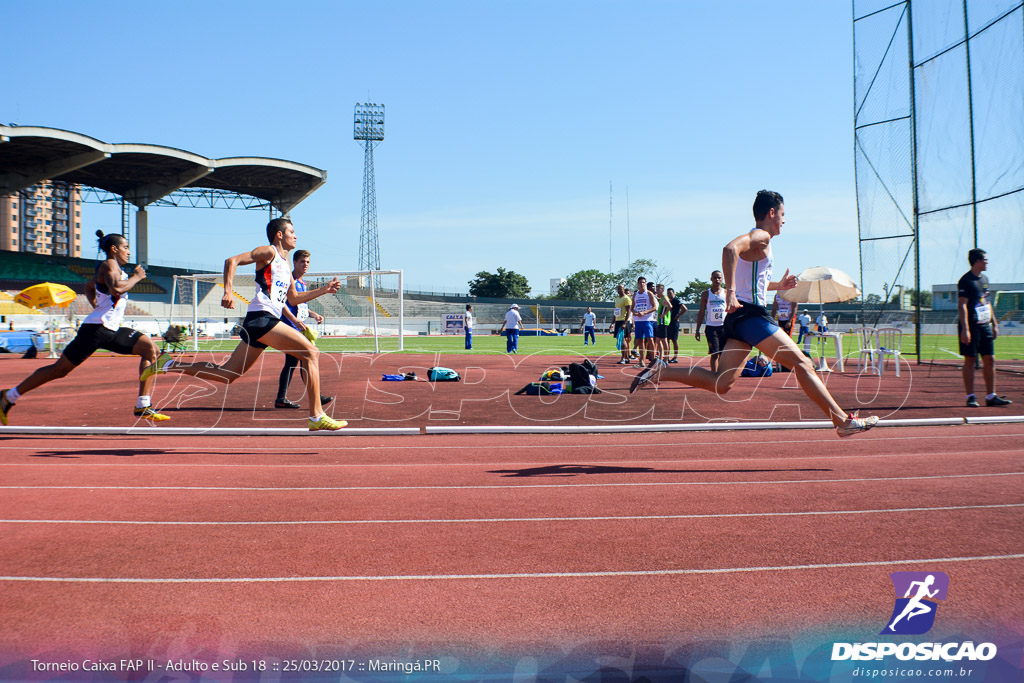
[864,293,882,305]
[678,277,712,305]
[557,269,615,302]
[468,267,531,298]
[608,259,674,298]
[889,288,932,308]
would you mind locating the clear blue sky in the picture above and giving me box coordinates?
[4,0,864,296]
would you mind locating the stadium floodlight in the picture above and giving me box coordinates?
[354,103,385,141]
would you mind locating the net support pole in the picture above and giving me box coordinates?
[906,0,922,364]
[398,269,404,351]
[369,272,380,354]
[192,277,199,352]
[170,276,178,329]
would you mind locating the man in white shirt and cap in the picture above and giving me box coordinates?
[499,303,523,354]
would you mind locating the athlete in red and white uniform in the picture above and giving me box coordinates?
[141,218,346,431]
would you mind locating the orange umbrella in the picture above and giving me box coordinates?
[14,282,77,310]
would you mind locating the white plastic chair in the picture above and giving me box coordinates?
[877,326,903,376]
[852,327,879,374]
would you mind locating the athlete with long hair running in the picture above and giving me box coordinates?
[1,231,170,425]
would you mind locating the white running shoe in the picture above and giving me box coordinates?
[836,412,879,438]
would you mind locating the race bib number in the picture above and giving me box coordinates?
[708,302,726,324]
[614,306,622,318]
[975,302,991,325]
[297,302,309,321]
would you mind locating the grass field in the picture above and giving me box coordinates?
[185,331,1024,361]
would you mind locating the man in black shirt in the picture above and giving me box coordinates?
[958,248,1011,407]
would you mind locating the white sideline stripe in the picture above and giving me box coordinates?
[2,416,1023,437]
[2,471,1021,492]
[1,446,1022,470]
[3,503,1020,526]
[424,416,1024,434]
[3,425,1024,450]
[0,426,421,436]
[2,554,1022,584]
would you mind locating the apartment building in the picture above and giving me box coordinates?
[0,180,83,257]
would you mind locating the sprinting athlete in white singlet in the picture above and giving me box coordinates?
[631,190,878,438]
[140,218,347,431]
[1,231,169,425]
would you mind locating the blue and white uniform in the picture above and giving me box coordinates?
[723,229,780,347]
[284,279,309,331]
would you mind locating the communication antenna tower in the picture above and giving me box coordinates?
[608,181,613,273]
[354,103,384,272]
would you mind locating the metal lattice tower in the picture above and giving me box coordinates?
[354,103,384,272]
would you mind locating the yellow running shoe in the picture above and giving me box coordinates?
[140,353,174,383]
[134,406,171,422]
[309,414,347,431]
[0,389,12,426]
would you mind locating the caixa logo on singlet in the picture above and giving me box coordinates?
[882,571,949,635]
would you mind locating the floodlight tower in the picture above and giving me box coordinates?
[354,102,384,272]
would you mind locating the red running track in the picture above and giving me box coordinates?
[1,423,1022,665]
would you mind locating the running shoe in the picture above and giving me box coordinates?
[835,412,880,438]
[986,395,1012,406]
[321,395,334,407]
[140,353,174,383]
[966,396,980,408]
[0,389,12,426]
[275,398,302,409]
[629,358,667,394]
[309,414,347,431]
[134,406,170,422]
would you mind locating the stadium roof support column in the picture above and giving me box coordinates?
[136,208,149,265]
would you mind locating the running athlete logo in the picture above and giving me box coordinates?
[882,572,949,635]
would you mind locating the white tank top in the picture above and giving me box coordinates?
[249,251,292,318]
[734,229,773,306]
[705,289,726,327]
[633,291,656,322]
[84,267,128,331]
[775,296,794,320]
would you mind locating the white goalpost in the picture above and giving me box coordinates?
[170,270,404,353]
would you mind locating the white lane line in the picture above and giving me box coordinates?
[2,503,1020,526]
[2,427,1022,453]
[1,446,1022,469]
[1,471,1022,491]
[2,554,1022,583]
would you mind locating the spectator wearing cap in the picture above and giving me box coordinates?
[797,309,812,344]
[499,303,523,354]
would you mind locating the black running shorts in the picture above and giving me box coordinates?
[959,321,995,357]
[62,324,143,366]
[239,311,281,350]
[704,325,728,355]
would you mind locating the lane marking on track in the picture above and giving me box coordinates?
[2,554,1022,583]
[1,446,1023,469]
[2,503,1021,526]
[1,471,1022,492]
[2,427,1022,454]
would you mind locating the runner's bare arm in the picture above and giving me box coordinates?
[221,245,274,309]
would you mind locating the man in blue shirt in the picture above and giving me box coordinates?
[275,250,333,409]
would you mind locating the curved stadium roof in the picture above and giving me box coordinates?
[0,125,326,214]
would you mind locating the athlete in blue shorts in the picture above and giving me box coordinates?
[631,190,878,438]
